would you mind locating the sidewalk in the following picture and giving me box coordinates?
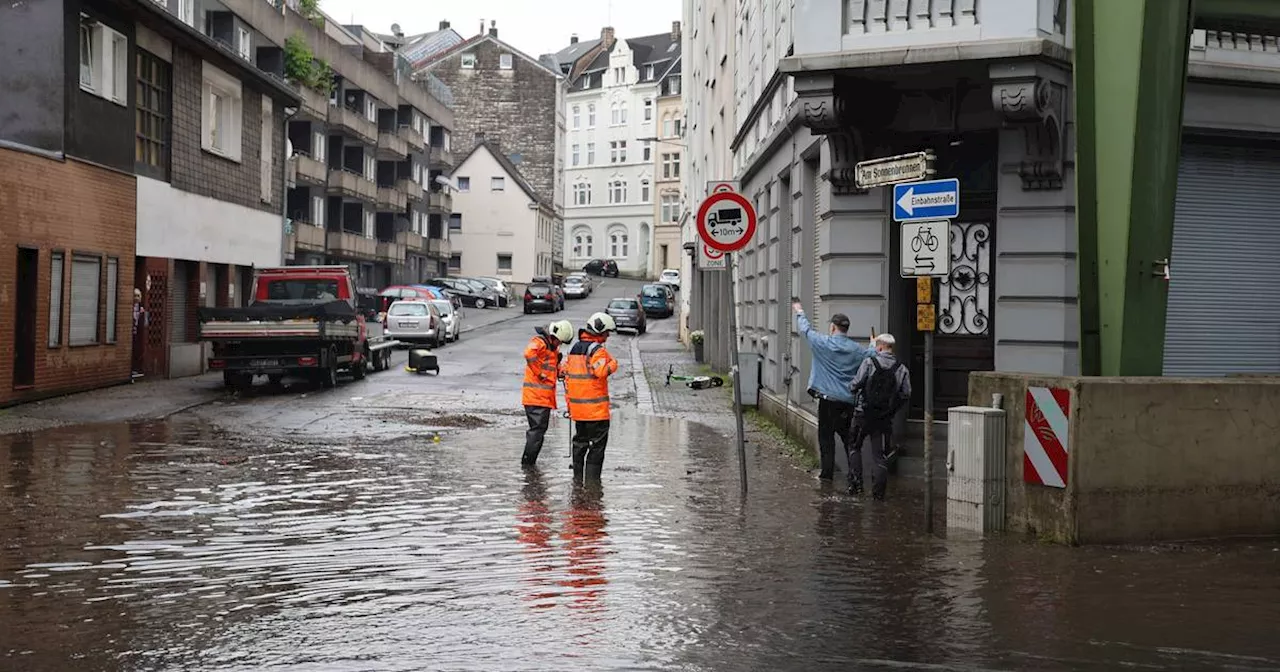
[0,373,225,435]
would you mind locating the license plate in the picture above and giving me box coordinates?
[250,359,279,367]
[398,321,419,328]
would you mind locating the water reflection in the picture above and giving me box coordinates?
[559,481,610,616]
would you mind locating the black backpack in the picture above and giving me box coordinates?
[861,357,903,421]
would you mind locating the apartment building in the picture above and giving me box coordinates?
[685,0,1280,446]
[650,23,685,279]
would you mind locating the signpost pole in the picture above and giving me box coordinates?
[923,326,935,534]
[728,252,748,495]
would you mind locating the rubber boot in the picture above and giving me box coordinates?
[583,462,604,481]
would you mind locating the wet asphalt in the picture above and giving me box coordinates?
[3,278,1280,671]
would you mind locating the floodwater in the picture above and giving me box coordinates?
[2,414,1280,671]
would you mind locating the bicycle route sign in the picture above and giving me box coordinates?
[893,178,960,222]
[696,190,757,253]
[900,220,950,278]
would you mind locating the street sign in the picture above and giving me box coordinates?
[916,304,936,331]
[696,190,757,253]
[900,220,951,278]
[893,178,960,222]
[855,151,935,189]
[699,240,726,270]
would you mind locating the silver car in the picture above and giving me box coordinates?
[384,300,444,348]
[563,275,590,299]
[431,299,463,342]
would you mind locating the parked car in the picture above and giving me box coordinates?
[640,283,676,317]
[468,277,511,307]
[583,259,620,277]
[384,300,444,348]
[379,285,455,316]
[524,283,560,314]
[454,278,503,307]
[567,271,593,294]
[605,297,647,334]
[431,299,463,342]
[659,268,681,290]
[428,277,496,309]
[563,275,590,299]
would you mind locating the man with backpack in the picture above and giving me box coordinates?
[848,333,912,500]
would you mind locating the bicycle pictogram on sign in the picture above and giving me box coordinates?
[910,227,940,254]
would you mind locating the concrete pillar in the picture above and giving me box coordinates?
[1073,0,1194,376]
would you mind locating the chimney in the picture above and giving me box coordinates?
[479,19,484,35]
[488,20,497,38]
[438,19,450,30]
[570,34,578,45]
[671,20,681,41]
[601,26,615,49]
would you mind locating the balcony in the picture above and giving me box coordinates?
[427,237,450,259]
[376,240,407,263]
[399,124,425,152]
[298,86,330,122]
[294,221,326,253]
[426,189,452,213]
[329,105,378,145]
[327,169,377,202]
[327,230,377,260]
[285,155,298,188]
[399,178,425,202]
[377,131,408,160]
[427,146,454,170]
[295,154,328,185]
[397,230,426,252]
[376,185,408,212]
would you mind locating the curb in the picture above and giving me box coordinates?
[630,336,656,415]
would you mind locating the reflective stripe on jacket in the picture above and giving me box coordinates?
[522,333,561,408]
[562,336,618,421]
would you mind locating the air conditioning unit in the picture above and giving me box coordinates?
[946,406,1007,535]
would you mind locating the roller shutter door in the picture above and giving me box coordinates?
[170,261,190,344]
[1163,142,1280,376]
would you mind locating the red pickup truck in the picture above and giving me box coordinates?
[198,266,379,390]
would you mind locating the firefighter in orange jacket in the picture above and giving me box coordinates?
[562,312,620,479]
[522,320,574,466]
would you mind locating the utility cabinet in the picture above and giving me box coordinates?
[946,406,1007,535]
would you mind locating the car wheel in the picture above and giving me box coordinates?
[352,349,368,380]
[320,349,338,389]
[475,298,486,309]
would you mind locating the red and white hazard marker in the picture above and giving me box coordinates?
[1023,386,1070,488]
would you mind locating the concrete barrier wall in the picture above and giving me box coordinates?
[969,372,1280,544]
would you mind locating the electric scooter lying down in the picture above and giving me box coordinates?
[665,365,725,390]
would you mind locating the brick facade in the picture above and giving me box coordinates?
[427,39,560,204]
[0,148,136,407]
[169,49,283,213]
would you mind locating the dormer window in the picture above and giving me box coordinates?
[644,64,654,80]
[461,52,476,69]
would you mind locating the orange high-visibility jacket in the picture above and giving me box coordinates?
[562,336,618,421]
[522,333,561,408]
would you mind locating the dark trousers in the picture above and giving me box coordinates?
[571,419,610,478]
[848,414,892,499]
[522,405,552,465]
[816,398,857,479]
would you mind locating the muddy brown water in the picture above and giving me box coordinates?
[2,414,1279,671]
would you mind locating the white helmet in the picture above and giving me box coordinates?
[548,320,574,343]
[584,312,617,335]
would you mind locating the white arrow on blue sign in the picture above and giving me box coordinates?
[892,178,960,222]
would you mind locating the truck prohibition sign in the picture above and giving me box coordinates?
[696,190,758,253]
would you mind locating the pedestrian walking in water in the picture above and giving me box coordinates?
[792,301,878,481]
[848,334,912,500]
[521,320,574,467]
[562,312,619,481]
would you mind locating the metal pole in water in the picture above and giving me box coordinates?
[727,253,748,494]
[923,328,935,533]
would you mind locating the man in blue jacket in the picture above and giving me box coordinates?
[792,301,879,481]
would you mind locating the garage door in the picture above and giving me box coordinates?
[1163,141,1280,376]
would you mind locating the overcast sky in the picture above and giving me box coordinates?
[320,0,684,58]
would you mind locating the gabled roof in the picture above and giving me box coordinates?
[627,30,681,84]
[398,28,466,68]
[547,38,602,75]
[452,140,549,209]
[415,34,562,78]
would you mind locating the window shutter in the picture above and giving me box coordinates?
[69,255,101,345]
[49,253,64,346]
[105,258,118,343]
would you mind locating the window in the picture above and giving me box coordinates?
[573,232,594,257]
[619,140,627,162]
[662,152,681,179]
[572,105,580,129]
[573,182,591,205]
[608,180,626,204]
[611,102,619,126]
[643,98,653,120]
[642,140,652,161]
[79,16,128,105]
[105,258,118,344]
[363,154,375,181]
[641,179,650,202]
[457,176,471,192]
[460,52,476,69]
[614,66,626,84]
[587,103,595,127]
[448,252,462,271]
[609,141,619,163]
[668,75,681,95]
[497,254,513,274]
[312,196,325,226]
[135,50,169,177]
[586,142,595,164]
[675,118,683,136]
[663,117,675,137]
[48,252,63,347]
[449,213,462,230]
[312,131,326,162]
[414,163,423,185]
[499,53,513,69]
[571,144,580,166]
[364,96,376,122]
[202,62,243,161]
[237,27,252,60]
[176,0,193,25]
[645,64,655,80]
[491,176,505,191]
[661,193,682,222]
[69,255,101,346]
[620,102,628,124]
[260,97,273,203]
[610,232,629,258]
[363,210,375,237]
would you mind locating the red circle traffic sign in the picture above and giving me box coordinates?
[696,190,757,253]
[702,243,725,260]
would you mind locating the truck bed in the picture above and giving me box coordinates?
[198,301,360,341]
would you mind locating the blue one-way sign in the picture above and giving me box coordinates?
[893,178,960,222]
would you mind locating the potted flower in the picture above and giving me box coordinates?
[690,330,705,363]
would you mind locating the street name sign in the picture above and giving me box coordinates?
[900,220,950,278]
[893,178,960,222]
[855,152,935,189]
[699,239,727,270]
[696,190,758,253]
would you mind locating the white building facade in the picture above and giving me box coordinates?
[449,142,556,283]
